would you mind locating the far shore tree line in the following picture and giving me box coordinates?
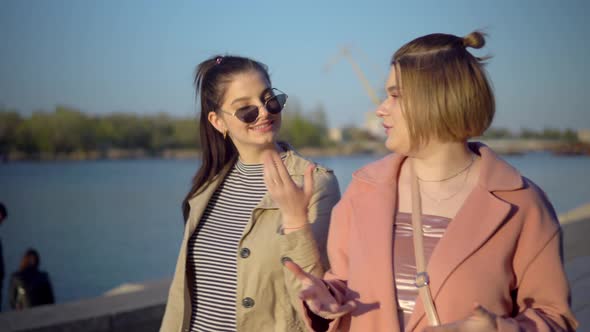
[0,104,582,159]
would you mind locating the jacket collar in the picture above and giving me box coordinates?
[185,144,313,234]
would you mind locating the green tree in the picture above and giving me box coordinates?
[483,127,512,139]
[172,118,199,148]
[0,108,23,154]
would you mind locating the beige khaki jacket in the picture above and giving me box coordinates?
[160,148,340,332]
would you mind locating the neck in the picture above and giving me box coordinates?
[410,141,474,181]
[237,143,281,164]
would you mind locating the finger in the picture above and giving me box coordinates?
[303,164,315,199]
[473,304,486,316]
[299,287,316,300]
[472,302,495,320]
[334,300,356,315]
[307,299,323,315]
[422,324,451,332]
[263,161,275,189]
[271,152,291,185]
[263,152,282,186]
[283,260,310,282]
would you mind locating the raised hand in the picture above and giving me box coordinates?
[284,259,356,320]
[422,303,497,332]
[263,150,315,229]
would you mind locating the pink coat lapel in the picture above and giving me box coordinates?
[405,143,523,331]
[405,188,512,331]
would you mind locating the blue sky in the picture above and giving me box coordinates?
[1,0,588,130]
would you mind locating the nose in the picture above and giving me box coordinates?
[375,100,390,118]
[257,104,270,119]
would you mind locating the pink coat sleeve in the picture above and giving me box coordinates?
[497,183,578,332]
[496,231,577,332]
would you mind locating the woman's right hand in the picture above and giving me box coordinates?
[284,260,356,320]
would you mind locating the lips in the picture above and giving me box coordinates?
[383,123,392,135]
[250,120,274,132]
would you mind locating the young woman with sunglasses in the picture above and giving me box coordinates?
[283,32,578,331]
[160,55,340,332]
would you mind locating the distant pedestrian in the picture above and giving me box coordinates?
[8,248,55,310]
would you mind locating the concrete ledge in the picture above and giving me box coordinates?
[0,279,170,332]
[1,206,588,331]
[560,203,590,225]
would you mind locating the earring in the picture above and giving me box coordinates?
[223,130,227,139]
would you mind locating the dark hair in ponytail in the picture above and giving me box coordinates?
[182,55,271,221]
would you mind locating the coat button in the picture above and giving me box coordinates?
[240,248,251,258]
[242,297,255,308]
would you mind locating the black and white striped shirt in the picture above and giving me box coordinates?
[188,159,268,332]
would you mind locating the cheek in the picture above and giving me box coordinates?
[227,119,249,134]
[272,114,282,127]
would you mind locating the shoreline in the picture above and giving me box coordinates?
[1,139,589,163]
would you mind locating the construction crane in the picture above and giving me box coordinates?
[324,46,381,106]
[325,46,386,139]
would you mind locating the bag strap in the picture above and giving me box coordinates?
[409,159,441,326]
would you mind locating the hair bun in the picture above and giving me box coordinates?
[463,31,486,49]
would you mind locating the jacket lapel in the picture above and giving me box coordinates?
[405,187,512,331]
[186,174,226,237]
[405,143,523,331]
[185,147,301,237]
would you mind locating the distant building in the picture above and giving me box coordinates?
[578,129,590,144]
[365,111,385,139]
[328,127,343,142]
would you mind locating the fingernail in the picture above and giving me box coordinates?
[281,256,292,265]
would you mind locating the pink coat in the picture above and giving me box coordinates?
[308,143,577,332]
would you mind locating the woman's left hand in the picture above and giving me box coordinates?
[263,150,315,229]
[423,303,497,332]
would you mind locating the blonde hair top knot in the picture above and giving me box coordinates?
[463,31,486,49]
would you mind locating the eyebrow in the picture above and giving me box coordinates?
[231,97,250,105]
[387,86,399,94]
[230,88,274,105]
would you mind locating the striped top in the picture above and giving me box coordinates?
[188,159,268,332]
[393,212,450,329]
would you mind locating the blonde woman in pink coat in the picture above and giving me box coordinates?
[279,31,578,331]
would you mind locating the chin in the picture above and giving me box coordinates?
[254,133,277,147]
[385,138,408,155]
[385,137,397,152]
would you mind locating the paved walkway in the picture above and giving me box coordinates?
[560,203,590,331]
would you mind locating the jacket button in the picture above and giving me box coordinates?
[242,297,255,308]
[240,248,251,258]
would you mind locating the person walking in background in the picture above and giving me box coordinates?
[0,202,6,312]
[8,248,55,310]
[160,55,340,332]
[283,32,578,331]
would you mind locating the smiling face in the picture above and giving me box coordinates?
[376,65,412,154]
[208,70,281,159]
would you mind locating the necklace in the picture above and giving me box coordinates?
[419,156,475,204]
[416,154,476,183]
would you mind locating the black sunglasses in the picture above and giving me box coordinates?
[220,88,288,124]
